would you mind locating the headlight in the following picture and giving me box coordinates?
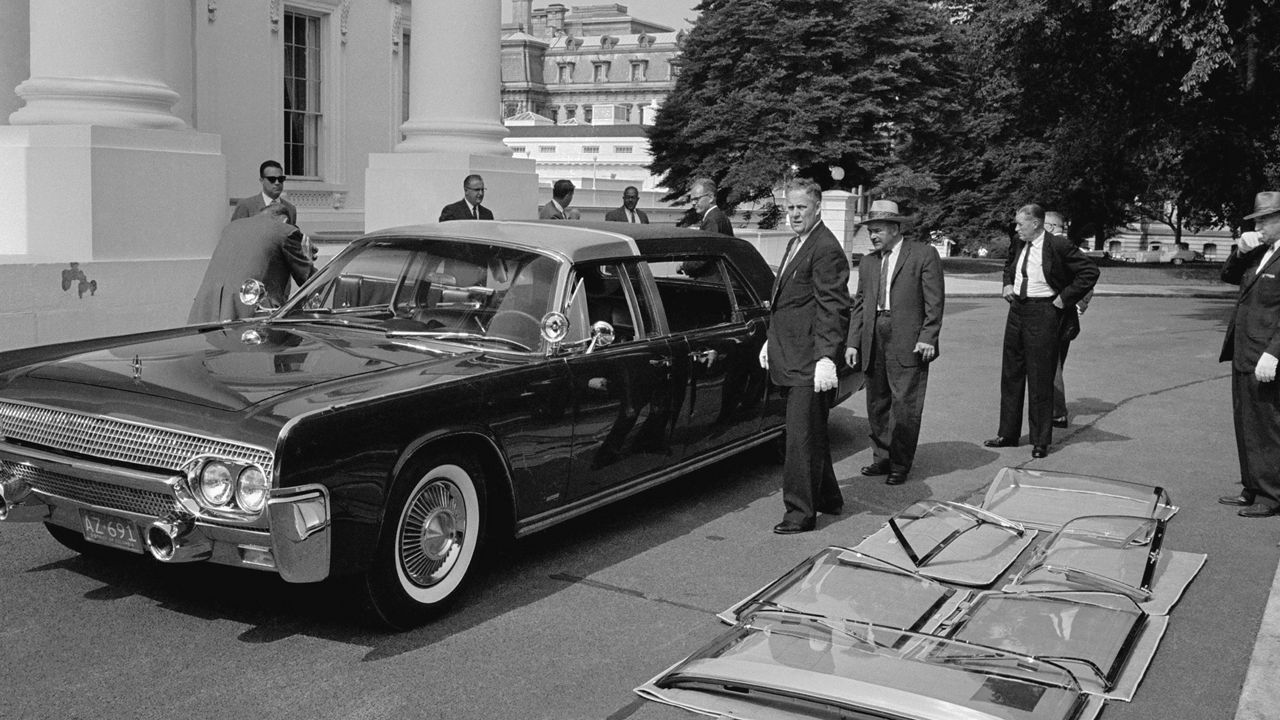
[199,461,234,505]
[236,466,269,513]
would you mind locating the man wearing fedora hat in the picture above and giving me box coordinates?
[1218,191,1280,517]
[845,200,944,486]
[984,203,1097,458]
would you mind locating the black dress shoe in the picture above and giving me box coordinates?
[773,519,816,534]
[1052,416,1068,428]
[1238,504,1280,518]
[983,436,1018,448]
[861,460,892,476]
[1031,445,1048,458]
[817,503,844,515]
[885,471,908,486]
[1219,493,1256,507]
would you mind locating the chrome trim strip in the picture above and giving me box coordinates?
[514,427,782,537]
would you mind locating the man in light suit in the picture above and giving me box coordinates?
[438,174,493,221]
[690,177,734,236]
[759,179,850,534]
[188,204,316,324]
[539,179,575,219]
[845,200,944,485]
[1218,191,1280,517]
[604,186,649,224]
[984,204,1098,458]
[230,160,297,225]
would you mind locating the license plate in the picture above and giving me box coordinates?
[80,509,143,553]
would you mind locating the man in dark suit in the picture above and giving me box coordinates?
[604,186,649,224]
[690,177,734,236]
[188,204,316,324]
[438,174,493,221]
[985,204,1098,458]
[1218,191,1280,517]
[231,160,298,225]
[759,179,850,534]
[845,200,944,485]
[539,179,575,219]
[1045,211,1093,427]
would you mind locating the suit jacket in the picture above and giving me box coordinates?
[848,240,944,369]
[604,206,649,224]
[539,201,568,219]
[231,193,297,225]
[1220,244,1280,370]
[766,222,851,386]
[188,214,315,324]
[439,199,493,222]
[1003,231,1099,310]
[700,206,735,236]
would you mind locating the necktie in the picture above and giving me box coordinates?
[1018,242,1031,298]
[629,211,636,223]
[879,250,892,311]
[473,205,480,220]
[779,235,800,275]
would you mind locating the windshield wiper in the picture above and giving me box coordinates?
[385,330,531,352]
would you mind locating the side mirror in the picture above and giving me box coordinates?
[586,321,614,353]
[238,279,279,315]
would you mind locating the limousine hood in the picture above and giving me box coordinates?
[9,323,485,412]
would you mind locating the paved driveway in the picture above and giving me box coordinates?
[0,296,1272,720]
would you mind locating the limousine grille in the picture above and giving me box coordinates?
[0,401,274,480]
[1,459,182,518]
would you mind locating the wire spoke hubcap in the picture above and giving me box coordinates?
[399,479,467,587]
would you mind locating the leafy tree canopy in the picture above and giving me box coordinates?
[647,0,957,208]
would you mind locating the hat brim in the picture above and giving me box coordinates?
[855,215,909,227]
[1244,207,1280,220]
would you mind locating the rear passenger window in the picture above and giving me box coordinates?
[648,259,735,332]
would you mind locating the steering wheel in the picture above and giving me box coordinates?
[484,310,542,348]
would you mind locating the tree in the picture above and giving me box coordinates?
[647,0,957,208]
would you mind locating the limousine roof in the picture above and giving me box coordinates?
[362,220,775,293]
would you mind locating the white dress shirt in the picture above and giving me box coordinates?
[1014,232,1055,298]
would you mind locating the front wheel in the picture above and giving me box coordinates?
[363,453,488,629]
[1172,258,1184,265]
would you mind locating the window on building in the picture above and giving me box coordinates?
[401,32,411,128]
[557,63,574,83]
[284,10,322,179]
[504,103,518,118]
[630,60,648,82]
[511,146,526,154]
[614,145,633,154]
[593,62,611,83]
[539,145,557,153]
[583,145,600,154]
[584,106,594,124]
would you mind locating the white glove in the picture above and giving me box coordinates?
[814,357,838,392]
[1257,352,1278,383]
[758,340,769,370]
[1240,231,1264,251]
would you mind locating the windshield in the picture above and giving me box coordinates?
[277,238,560,351]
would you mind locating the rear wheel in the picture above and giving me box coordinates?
[1172,258,1184,265]
[363,452,488,629]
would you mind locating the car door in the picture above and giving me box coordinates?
[563,261,683,502]
[646,257,770,461]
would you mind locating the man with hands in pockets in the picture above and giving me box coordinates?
[758,179,851,534]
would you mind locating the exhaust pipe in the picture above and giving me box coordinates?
[0,471,48,523]
[145,513,212,562]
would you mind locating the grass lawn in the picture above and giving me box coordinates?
[941,257,1225,285]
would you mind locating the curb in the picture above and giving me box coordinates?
[1235,557,1280,720]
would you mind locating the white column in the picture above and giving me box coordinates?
[365,0,537,228]
[0,1,30,124]
[397,0,507,155]
[10,0,184,129]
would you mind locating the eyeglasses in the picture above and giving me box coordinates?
[262,175,286,184]
[466,186,486,192]
[690,194,710,202]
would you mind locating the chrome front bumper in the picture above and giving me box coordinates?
[0,442,331,583]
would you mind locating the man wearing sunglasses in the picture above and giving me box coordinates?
[231,160,297,225]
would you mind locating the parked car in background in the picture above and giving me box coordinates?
[1115,247,1203,264]
[0,221,860,628]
